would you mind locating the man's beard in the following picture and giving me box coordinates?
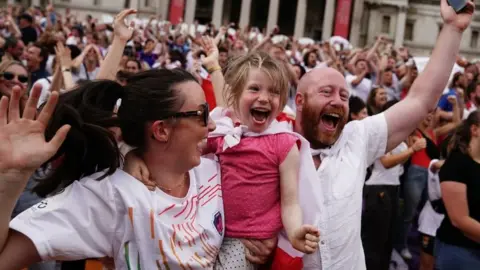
[300,94,347,149]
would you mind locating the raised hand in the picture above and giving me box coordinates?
[0,85,70,178]
[441,0,474,32]
[124,151,155,191]
[291,224,320,254]
[113,9,137,42]
[55,42,72,70]
[199,36,220,69]
[412,138,427,152]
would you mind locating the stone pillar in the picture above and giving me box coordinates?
[184,0,197,24]
[349,0,364,46]
[212,0,224,27]
[239,0,252,28]
[322,0,336,41]
[129,0,139,16]
[31,0,40,6]
[294,0,307,38]
[266,0,280,34]
[394,6,407,48]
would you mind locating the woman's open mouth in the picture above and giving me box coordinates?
[250,108,271,125]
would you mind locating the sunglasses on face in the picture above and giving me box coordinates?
[161,103,210,126]
[1,72,28,84]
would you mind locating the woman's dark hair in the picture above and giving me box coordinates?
[449,110,480,155]
[126,58,142,70]
[303,50,318,67]
[34,69,198,197]
[293,64,306,79]
[366,86,383,115]
[449,72,464,89]
[348,96,366,121]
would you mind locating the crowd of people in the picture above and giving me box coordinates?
[0,0,479,270]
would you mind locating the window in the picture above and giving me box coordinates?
[471,30,479,48]
[382,16,391,34]
[94,0,101,5]
[404,20,414,41]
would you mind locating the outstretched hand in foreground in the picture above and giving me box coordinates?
[0,84,70,179]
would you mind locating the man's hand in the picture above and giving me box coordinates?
[441,0,474,32]
[241,237,277,264]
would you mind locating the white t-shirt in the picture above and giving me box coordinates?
[418,159,445,237]
[76,64,100,81]
[365,142,408,186]
[303,114,388,270]
[10,158,224,269]
[346,74,372,102]
[33,77,66,109]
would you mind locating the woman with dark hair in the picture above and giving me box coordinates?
[0,68,230,269]
[366,86,388,116]
[435,110,480,269]
[362,100,426,270]
[348,96,368,121]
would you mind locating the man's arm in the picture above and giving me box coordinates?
[383,0,474,152]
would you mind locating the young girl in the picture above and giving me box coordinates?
[128,50,320,269]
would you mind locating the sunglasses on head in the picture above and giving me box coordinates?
[1,72,28,84]
[160,103,209,126]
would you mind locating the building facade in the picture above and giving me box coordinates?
[5,0,480,58]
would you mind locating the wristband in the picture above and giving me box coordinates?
[207,66,222,74]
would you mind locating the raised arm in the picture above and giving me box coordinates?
[96,9,136,81]
[199,36,225,107]
[383,0,474,152]
[0,86,70,266]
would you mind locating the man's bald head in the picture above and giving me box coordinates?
[297,67,348,95]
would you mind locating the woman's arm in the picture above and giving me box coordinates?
[435,95,462,137]
[380,139,425,169]
[441,181,480,242]
[280,145,319,254]
[0,86,69,257]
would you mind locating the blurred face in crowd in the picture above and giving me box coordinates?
[144,40,155,53]
[234,40,244,50]
[374,88,388,108]
[26,46,43,70]
[382,70,393,87]
[355,59,368,74]
[8,40,25,61]
[126,60,141,74]
[86,33,97,45]
[175,36,185,46]
[269,46,285,62]
[307,52,317,68]
[86,48,97,63]
[396,64,407,79]
[0,64,28,97]
[296,68,350,148]
[387,57,396,70]
[456,73,468,89]
[219,50,228,68]
[351,108,368,121]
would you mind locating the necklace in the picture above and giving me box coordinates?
[156,173,189,193]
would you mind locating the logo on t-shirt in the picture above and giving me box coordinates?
[213,211,223,236]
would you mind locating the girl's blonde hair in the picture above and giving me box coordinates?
[223,51,290,110]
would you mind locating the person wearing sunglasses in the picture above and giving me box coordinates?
[0,69,237,269]
[0,60,28,100]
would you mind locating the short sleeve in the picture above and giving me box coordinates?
[9,177,117,261]
[206,137,223,155]
[439,150,469,185]
[275,133,300,164]
[361,113,388,165]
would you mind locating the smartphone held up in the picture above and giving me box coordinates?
[447,0,468,12]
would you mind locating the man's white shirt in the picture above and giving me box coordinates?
[302,113,388,270]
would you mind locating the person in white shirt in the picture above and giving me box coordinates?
[418,159,445,270]
[345,59,372,102]
[0,68,232,270]
[274,2,474,269]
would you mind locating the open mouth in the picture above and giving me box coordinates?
[250,108,271,125]
[320,113,341,132]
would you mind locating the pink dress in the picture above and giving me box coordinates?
[206,133,298,239]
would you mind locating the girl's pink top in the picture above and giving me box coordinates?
[206,133,298,239]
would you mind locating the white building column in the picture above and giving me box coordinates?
[322,0,336,41]
[159,0,169,20]
[184,0,197,24]
[349,0,364,46]
[31,0,40,6]
[239,0,252,28]
[212,0,224,27]
[266,0,280,34]
[394,6,407,48]
[129,0,139,16]
[294,0,307,38]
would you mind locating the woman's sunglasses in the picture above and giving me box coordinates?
[0,72,28,84]
[161,103,210,126]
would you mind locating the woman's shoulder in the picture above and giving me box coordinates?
[192,157,221,185]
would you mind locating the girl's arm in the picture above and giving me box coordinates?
[280,145,319,253]
[441,181,480,242]
[379,139,426,169]
[199,36,226,107]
